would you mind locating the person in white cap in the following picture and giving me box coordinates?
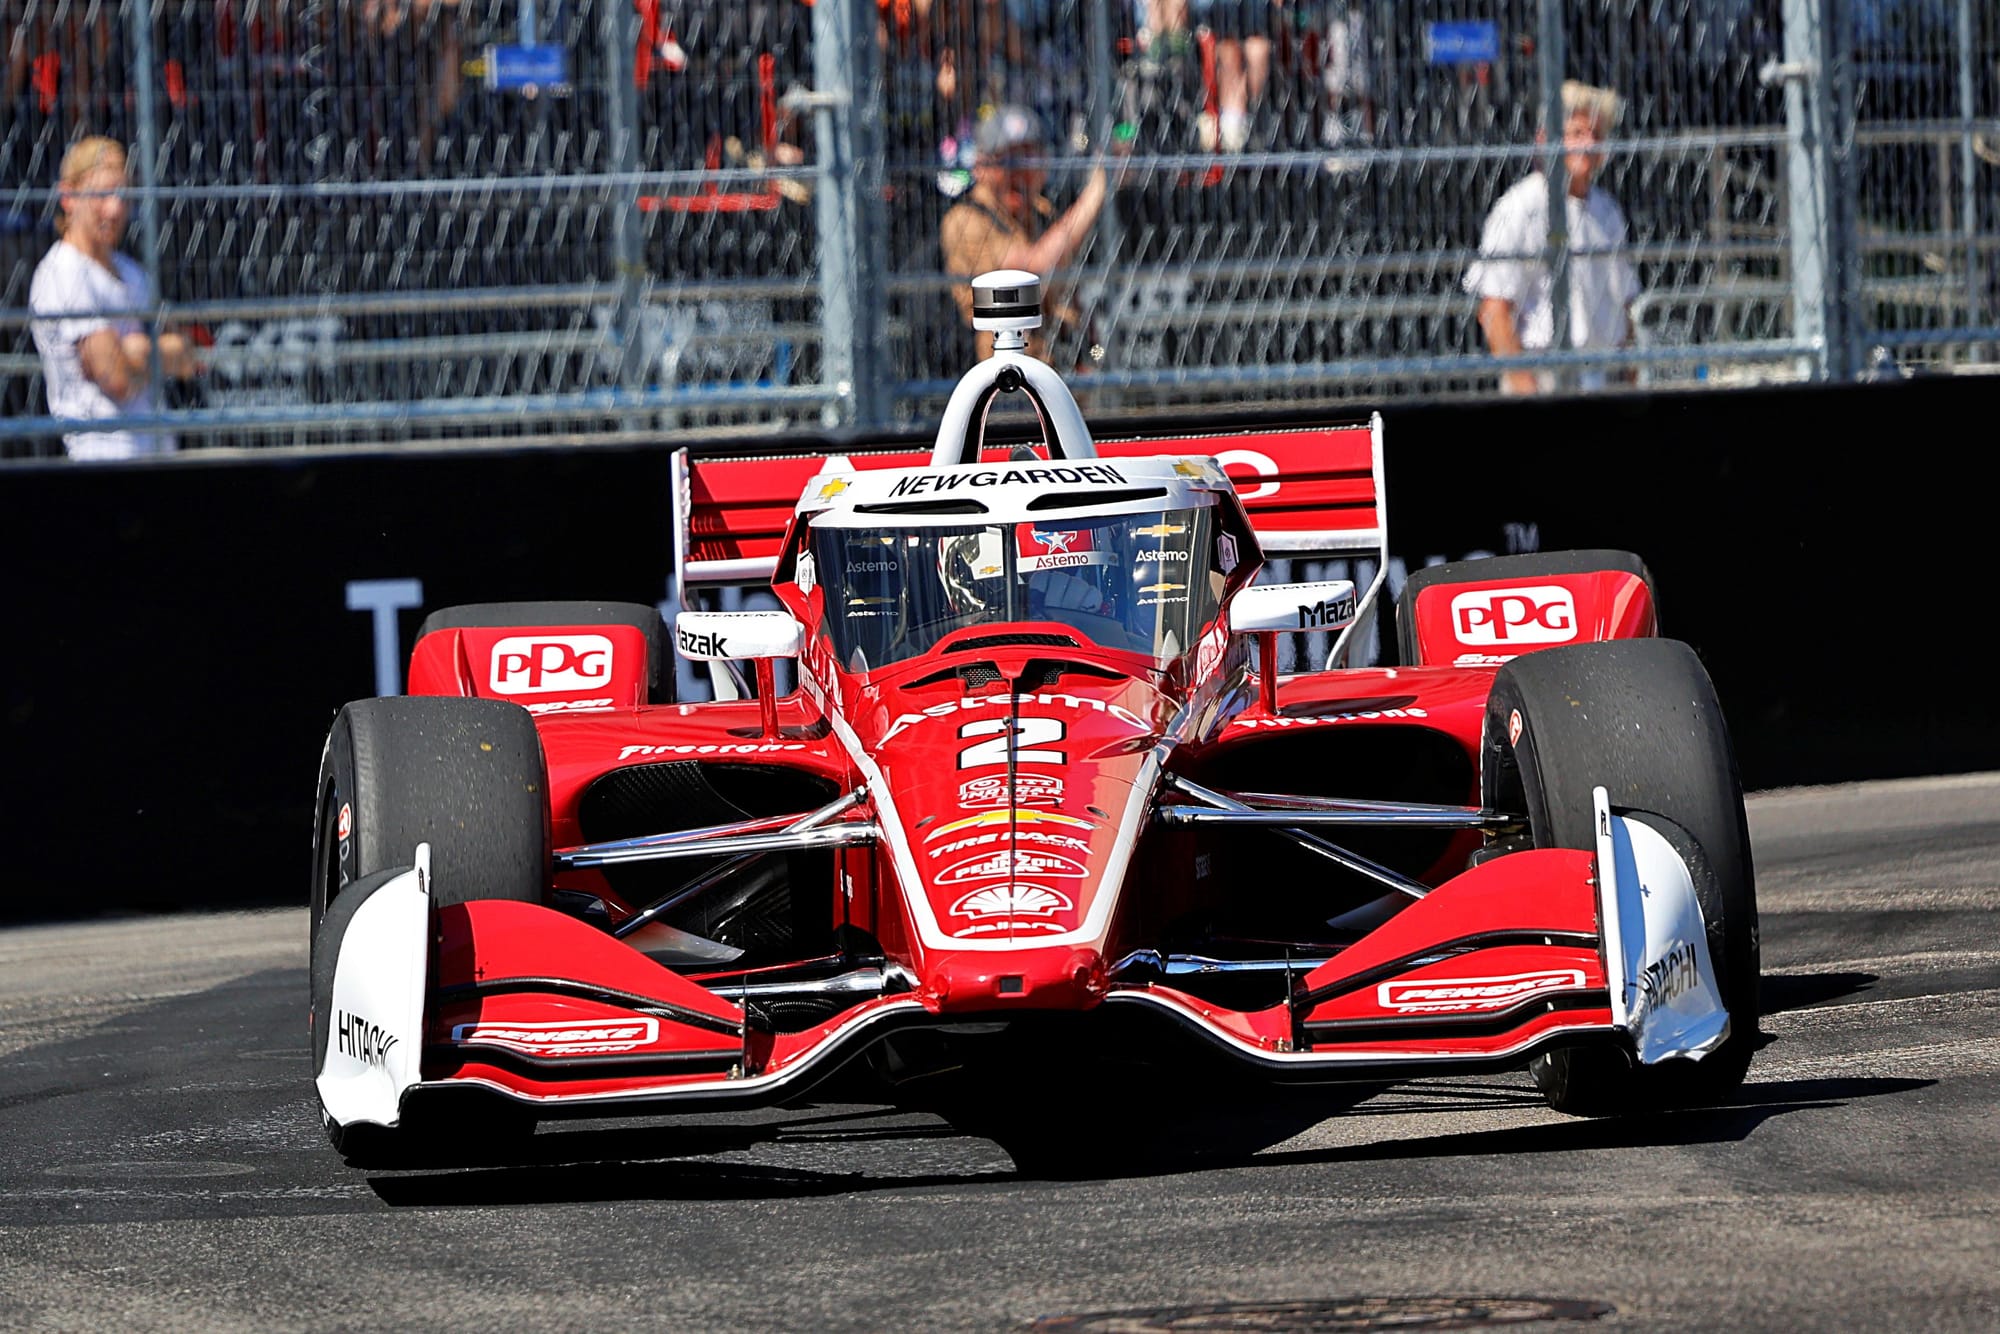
[940,103,1109,364]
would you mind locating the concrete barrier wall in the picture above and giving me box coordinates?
[4,376,1990,918]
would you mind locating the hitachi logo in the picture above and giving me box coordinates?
[337,1010,399,1066]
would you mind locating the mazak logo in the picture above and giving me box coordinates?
[958,773,1064,809]
[1449,586,1577,646]
[1378,969,1586,1013]
[452,1017,661,1056]
[937,850,1089,884]
[489,635,614,695]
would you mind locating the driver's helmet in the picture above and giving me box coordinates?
[1016,522,1117,619]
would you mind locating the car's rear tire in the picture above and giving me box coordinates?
[417,600,673,704]
[1395,549,1653,666]
[1482,638,1759,1116]
[310,696,551,956]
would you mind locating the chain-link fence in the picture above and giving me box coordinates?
[2,0,1994,459]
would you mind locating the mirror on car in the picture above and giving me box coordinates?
[1228,580,1358,636]
[674,610,804,662]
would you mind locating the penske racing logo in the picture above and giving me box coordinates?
[452,1018,661,1056]
[1377,969,1586,1014]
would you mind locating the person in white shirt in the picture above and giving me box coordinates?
[29,136,197,460]
[1463,82,1641,396]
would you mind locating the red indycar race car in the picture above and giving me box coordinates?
[310,273,1757,1168]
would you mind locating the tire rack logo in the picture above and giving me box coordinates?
[958,773,1064,809]
[452,1017,662,1057]
[1449,585,1577,647]
[337,1010,398,1066]
[924,809,1096,843]
[937,849,1090,885]
[949,883,1075,933]
[489,634,615,695]
[926,827,1094,860]
[1377,968,1586,1013]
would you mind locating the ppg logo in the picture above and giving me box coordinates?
[1449,586,1577,646]
[489,635,615,694]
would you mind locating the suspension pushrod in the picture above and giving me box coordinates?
[607,788,869,939]
[557,788,865,866]
[1162,775,1432,900]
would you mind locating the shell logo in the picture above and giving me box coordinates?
[949,883,1074,920]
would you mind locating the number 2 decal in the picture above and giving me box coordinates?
[957,717,1066,769]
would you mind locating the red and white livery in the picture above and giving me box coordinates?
[310,275,1758,1166]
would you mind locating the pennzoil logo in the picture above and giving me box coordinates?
[958,773,1063,809]
[1377,969,1585,1013]
[451,1018,662,1056]
[937,850,1090,885]
[924,809,1095,842]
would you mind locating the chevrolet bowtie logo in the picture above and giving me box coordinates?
[816,477,850,501]
[1172,460,1204,478]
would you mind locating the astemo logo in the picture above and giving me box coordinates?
[1449,586,1577,646]
[489,635,615,695]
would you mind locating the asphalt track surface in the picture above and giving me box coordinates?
[3,774,1998,1332]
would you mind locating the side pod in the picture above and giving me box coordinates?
[311,847,432,1131]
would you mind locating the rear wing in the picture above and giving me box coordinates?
[669,415,1388,661]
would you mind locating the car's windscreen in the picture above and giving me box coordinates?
[810,508,1222,671]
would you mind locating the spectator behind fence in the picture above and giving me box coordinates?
[940,104,1109,366]
[29,136,196,459]
[1463,81,1639,396]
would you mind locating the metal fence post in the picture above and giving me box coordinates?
[601,0,650,394]
[126,0,166,407]
[1537,0,1573,393]
[1957,0,1981,361]
[1775,0,1851,380]
[811,0,885,432]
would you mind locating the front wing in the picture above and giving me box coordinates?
[313,793,1729,1130]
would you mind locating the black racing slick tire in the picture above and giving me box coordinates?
[1395,549,1654,667]
[417,600,673,704]
[310,695,551,955]
[1481,638,1759,1116]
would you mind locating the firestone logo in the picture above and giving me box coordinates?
[1449,586,1577,647]
[489,635,615,695]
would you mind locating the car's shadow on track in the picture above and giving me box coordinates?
[362,1072,1928,1204]
[1238,1075,1933,1174]
[1761,970,1878,1013]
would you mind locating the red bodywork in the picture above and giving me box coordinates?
[404,427,1651,1111]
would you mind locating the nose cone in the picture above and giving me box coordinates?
[859,671,1166,964]
[924,947,1107,1012]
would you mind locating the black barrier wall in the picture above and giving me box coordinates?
[3,376,1995,918]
